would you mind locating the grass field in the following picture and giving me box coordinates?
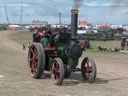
[90,40,120,48]
[10,30,127,55]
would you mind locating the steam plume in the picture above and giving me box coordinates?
[112,0,128,15]
[73,0,84,9]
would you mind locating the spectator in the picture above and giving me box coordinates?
[23,44,26,50]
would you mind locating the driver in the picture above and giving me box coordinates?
[33,28,40,42]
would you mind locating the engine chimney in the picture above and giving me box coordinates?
[71,9,79,39]
[64,9,82,59]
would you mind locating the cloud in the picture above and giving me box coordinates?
[0,4,29,7]
[83,1,125,7]
[121,9,128,15]
[110,0,128,15]
[0,0,128,24]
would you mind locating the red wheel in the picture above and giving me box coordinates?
[81,57,97,83]
[50,58,64,85]
[28,43,45,79]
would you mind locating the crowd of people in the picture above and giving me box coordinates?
[33,27,52,43]
[23,27,91,51]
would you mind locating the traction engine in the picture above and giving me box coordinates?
[28,9,97,85]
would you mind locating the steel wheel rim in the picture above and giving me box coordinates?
[28,45,39,77]
[51,60,60,84]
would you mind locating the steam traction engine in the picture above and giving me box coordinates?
[28,9,97,85]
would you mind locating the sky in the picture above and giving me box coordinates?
[0,0,128,25]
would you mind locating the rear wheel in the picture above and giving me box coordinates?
[81,57,97,83]
[28,43,45,79]
[50,58,64,85]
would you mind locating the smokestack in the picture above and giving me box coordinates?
[71,9,79,39]
[65,9,82,59]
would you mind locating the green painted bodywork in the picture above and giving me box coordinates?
[57,46,79,72]
[41,35,80,72]
[58,46,65,58]
[68,58,79,72]
[41,37,48,48]
[54,34,60,43]
[58,45,79,72]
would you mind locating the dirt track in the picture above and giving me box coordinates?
[0,30,128,96]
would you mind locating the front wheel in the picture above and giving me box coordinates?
[50,58,64,85]
[81,57,97,83]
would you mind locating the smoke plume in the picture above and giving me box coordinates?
[112,0,127,4]
[112,0,128,15]
[112,0,128,7]
[73,0,84,9]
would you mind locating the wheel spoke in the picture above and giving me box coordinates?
[54,74,56,79]
[28,56,32,63]
[86,66,92,73]
[29,46,38,75]
[34,52,37,58]
[56,64,60,73]
[87,73,91,80]
[31,48,34,55]
[34,61,38,65]
[33,62,37,73]
[54,65,60,80]
[31,62,35,73]
[87,61,89,67]
[35,56,38,60]
[52,62,56,71]
[34,63,37,72]
[55,73,59,81]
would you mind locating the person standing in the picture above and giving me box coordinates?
[23,43,26,50]
[33,28,40,42]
